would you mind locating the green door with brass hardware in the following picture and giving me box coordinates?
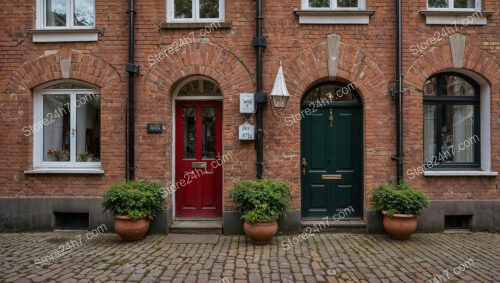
[300,82,363,218]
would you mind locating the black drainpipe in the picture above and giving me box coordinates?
[253,0,267,180]
[395,0,403,184]
[126,0,139,180]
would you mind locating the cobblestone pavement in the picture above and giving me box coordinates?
[0,232,498,283]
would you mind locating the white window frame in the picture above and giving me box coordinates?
[36,0,96,29]
[427,0,481,11]
[167,0,225,23]
[33,82,101,170]
[302,0,366,10]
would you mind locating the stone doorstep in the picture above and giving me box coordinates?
[170,219,223,234]
[301,219,367,233]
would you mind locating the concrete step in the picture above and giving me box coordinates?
[170,219,223,234]
[301,219,366,233]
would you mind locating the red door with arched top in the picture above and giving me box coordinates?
[175,101,223,218]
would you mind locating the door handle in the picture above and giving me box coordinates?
[301,158,307,176]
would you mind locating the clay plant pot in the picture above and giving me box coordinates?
[243,220,278,244]
[382,210,417,239]
[114,215,150,241]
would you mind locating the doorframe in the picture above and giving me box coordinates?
[171,76,223,219]
[299,82,365,220]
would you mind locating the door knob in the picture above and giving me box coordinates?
[301,157,307,176]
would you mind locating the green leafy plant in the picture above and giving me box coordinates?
[102,181,165,220]
[78,152,94,162]
[47,148,69,161]
[371,181,429,217]
[230,179,291,222]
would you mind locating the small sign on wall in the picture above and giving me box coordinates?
[239,122,255,140]
[147,123,163,133]
[239,93,255,114]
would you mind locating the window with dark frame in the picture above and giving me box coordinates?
[423,73,480,169]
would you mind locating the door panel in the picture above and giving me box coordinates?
[301,106,363,218]
[175,101,222,218]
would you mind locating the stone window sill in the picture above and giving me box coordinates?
[419,10,493,25]
[423,171,498,177]
[27,28,102,43]
[294,10,375,25]
[24,168,104,174]
[159,22,232,29]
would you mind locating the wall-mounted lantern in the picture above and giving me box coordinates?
[270,62,290,118]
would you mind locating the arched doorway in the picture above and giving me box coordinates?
[300,81,363,218]
[174,76,223,218]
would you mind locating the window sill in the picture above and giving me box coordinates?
[294,10,375,25]
[419,10,493,25]
[24,168,104,174]
[159,22,232,29]
[27,28,102,43]
[423,171,498,177]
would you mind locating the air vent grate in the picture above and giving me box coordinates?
[54,212,89,230]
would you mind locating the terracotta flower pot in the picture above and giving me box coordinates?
[382,210,417,239]
[243,220,278,244]
[114,215,150,241]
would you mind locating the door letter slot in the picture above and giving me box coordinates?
[192,162,207,169]
[321,174,342,180]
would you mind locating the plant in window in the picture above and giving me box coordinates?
[47,148,70,161]
[78,151,94,162]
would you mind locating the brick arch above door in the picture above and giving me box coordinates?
[285,39,389,106]
[144,41,254,99]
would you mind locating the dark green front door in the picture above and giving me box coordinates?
[301,104,363,218]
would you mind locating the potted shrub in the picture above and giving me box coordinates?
[230,179,291,244]
[102,181,165,241]
[372,181,429,239]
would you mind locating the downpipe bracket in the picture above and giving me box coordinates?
[126,63,140,75]
[253,36,267,48]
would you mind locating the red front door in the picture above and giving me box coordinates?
[175,101,223,217]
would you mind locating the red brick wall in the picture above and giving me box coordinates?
[0,0,498,210]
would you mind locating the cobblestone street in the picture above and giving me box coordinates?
[0,232,498,283]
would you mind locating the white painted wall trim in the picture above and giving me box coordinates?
[25,168,104,174]
[424,171,497,177]
[419,10,493,25]
[294,10,374,25]
[28,29,100,43]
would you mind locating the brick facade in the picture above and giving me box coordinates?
[0,0,498,232]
